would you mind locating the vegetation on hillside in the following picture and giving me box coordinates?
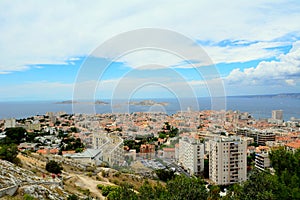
[0,143,21,165]
[1,127,26,144]
[0,127,27,165]
[98,148,300,200]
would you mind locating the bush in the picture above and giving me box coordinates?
[87,172,92,177]
[23,194,35,200]
[45,160,63,174]
[113,171,121,177]
[101,170,109,177]
[97,184,104,190]
[98,185,119,196]
[67,194,79,200]
[112,179,120,185]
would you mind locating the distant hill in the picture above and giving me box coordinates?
[229,93,300,99]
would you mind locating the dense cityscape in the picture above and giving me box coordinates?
[0,109,299,199]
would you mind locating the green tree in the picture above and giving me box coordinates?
[269,148,300,199]
[138,180,168,200]
[107,183,138,200]
[270,147,300,177]
[155,169,175,182]
[166,175,208,200]
[151,181,168,199]
[238,169,279,200]
[2,127,26,144]
[0,143,21,165]
[99,185,119,196]
[207,185,220,200]
[163,122,171,130]
[45,160,62,174]
[169,127,179,137]
[158,132,167,139]
[70,127,78,133]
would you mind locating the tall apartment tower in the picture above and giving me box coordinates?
[179,136,204,176]
[209,136,247,185]
[4,118,16,129]
[272,110,283,120]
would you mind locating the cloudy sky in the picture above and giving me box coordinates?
[1,0,300,101]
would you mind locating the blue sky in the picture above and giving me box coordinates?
[0,1,300,101]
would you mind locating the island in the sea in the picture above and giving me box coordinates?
[129,100,169,106]
[55,100,109,105]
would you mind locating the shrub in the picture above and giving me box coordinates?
[23,194,35,200]
[45,160,63,174]
[98,185,119,196]
[67,194,79,200]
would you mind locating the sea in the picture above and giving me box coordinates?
[0,97,300,121]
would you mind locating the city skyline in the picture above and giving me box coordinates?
[1,1,300,101]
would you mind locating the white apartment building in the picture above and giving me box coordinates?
[92,131,124,166]
[272,110,283,120]
[101,134,124,167]
[93,131,109,149]
[209,136,247,185]
[179,136,204,176]
[4,118,16,129]
[255,152,271,171]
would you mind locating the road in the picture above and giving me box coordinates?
[154,157,191,178]
[166,161,191,178]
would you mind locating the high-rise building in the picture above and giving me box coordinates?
[272,110,283,120]
[93,131,124,166]
[179,136,204,176]
[4,118,16,129]
[209,136,247,185]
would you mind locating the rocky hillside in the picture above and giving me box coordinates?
[0,154,161,199]
[0,159,70,199]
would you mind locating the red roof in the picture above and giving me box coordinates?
[62,150,76,155]
[37,149,49,154]
[50,148,59,154]
[285,141,300,149]
[163,148,175,152]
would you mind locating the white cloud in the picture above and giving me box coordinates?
[0,81,73,100]
[285,79,296,86]
[1,0,300,73]
[0,65,30,74]
[204,41,290,64]
[226,41,300,86]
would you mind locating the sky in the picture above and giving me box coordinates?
[1,0,300,101]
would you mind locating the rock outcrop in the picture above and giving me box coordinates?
[0,159,70,199]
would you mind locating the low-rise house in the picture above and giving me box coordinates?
[285,140,300,153]
[139,144,155,159]
[18,143,39,151]
[64,149,102,165]
[255,152,271,171]
[62,150,76,155]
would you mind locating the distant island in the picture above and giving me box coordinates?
[129,100,169,106]
[55,100,109,105]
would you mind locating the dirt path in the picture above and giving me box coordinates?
[18,154,116,199]
[67,173,115,199]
